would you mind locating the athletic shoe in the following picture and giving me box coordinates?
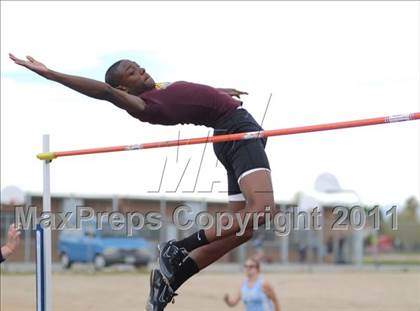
[158,240,188,285]
[146,268,178,311]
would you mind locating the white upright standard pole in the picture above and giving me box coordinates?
[42,134,53,311]
[36,224,44,311]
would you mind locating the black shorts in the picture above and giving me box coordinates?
[213,108,270,199]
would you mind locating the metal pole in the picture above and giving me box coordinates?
[343,190,363,266]
[112,195,119,212]
[317,205,324,263]
[279,205,289,264]
[330,189,364,266]
[280,235,289,264]
[36,225,44,311]
[159,198,166,243]
[42,135,53,311]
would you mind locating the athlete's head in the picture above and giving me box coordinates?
[244,257,260,278]
[105,59,155,95]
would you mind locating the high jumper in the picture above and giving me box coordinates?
[10,53,276,311]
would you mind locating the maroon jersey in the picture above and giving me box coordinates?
[131,81,241,127]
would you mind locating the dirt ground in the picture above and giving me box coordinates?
[1,271,419,311]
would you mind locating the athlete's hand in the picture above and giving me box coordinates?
[9,53,49,76]
[1,224,21,259]
[218,88,248,99]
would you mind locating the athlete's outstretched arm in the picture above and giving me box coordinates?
[9,54,145,113]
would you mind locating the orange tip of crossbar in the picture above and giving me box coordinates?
[37,152,57,161]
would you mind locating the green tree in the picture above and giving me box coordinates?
[394,197,420,251]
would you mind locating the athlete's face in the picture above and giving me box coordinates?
[244,259,259,278]
[117,60,155,95]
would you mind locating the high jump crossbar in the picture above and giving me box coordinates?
[37,112,420,161]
